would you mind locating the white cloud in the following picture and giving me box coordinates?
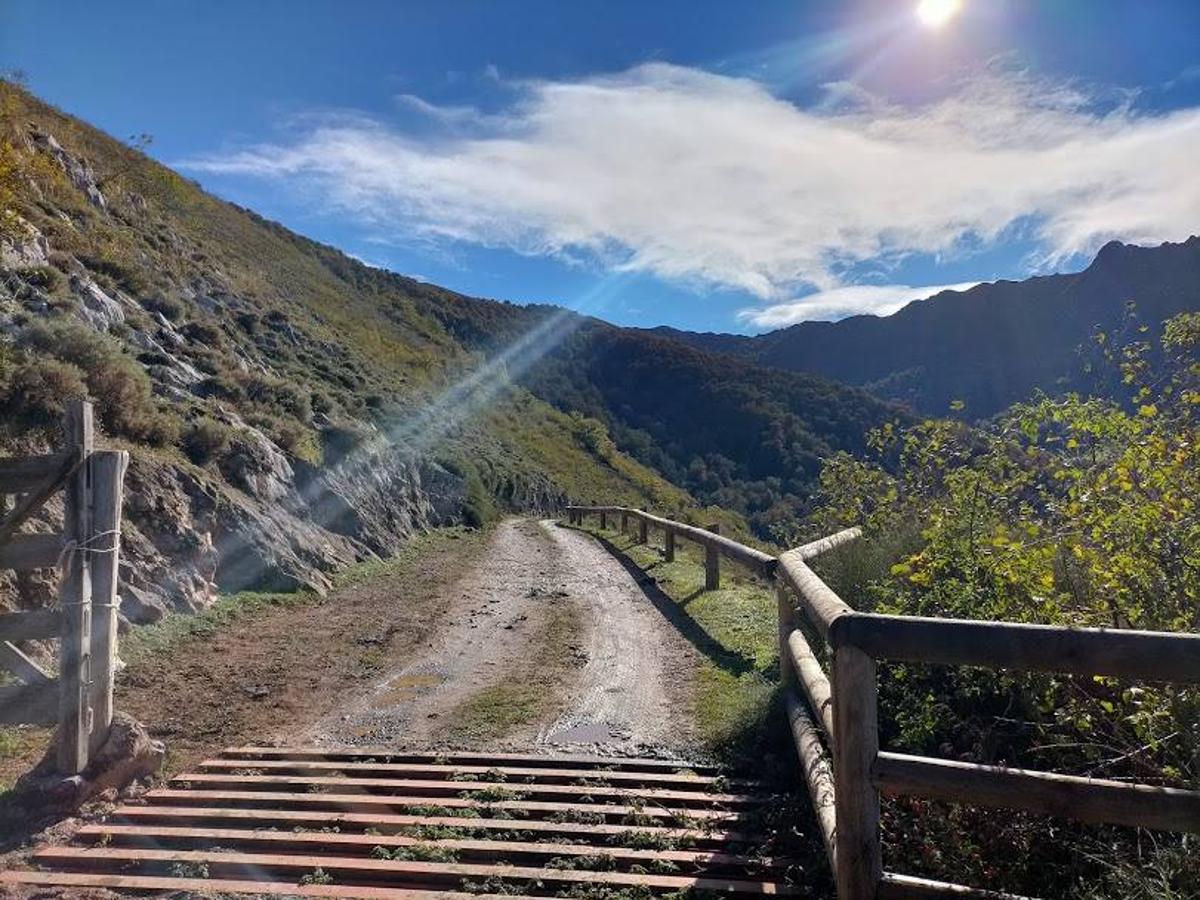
[184,64,1200,305]
[738,281,981,328]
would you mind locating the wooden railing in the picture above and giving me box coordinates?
[565,505,1200,900]
[0,401,128,774]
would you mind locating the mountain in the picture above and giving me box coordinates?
[0,82,900,622]
[416,294,907,536]
[650,237,1200,418]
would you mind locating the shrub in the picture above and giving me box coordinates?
[462,466,496,528]
[18,320,178,444]
[200,372,244,401]
[22,265,65,294]
[0,358,89,428]
[141,294,185,322]
[180,320,224,348]
[182,417,232,465]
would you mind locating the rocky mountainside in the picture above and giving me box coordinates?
[0,83,690,624]
[650,237,1200,418]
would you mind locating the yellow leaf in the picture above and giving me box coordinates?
[1138,404,1158,417]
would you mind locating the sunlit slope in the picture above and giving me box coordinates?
[0,82,685,517]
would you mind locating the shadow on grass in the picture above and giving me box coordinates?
[565,524,756,677]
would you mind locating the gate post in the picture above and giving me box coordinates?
[705,524,720,590]
[833,644,882,899]
[88,450,128,753]
[57,399,94,774]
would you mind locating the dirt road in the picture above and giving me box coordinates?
[306,518,702,754]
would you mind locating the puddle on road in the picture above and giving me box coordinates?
[369,673,444,709]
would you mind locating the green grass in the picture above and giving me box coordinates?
[574,521,784,768]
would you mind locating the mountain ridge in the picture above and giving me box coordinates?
[647,236,1200,418]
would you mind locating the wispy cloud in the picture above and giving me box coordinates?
[738,281,981,327]
[184,64,1200,313]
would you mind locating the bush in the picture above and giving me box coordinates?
[182,417,231,465]
[180,319,224,347]
[141,294,185,322]
[0,358,89,428]
[22,265,65,294]
[18,320,178,444]
[461,465,496,528]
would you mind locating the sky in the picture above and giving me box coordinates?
[3,1,1199,333]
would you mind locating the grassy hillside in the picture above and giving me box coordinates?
[1,81,903,553]
[0,81,686,532]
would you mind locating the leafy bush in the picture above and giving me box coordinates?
[812,313,1200,896]
[182,417,231,465]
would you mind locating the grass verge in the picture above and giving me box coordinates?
[572,520,785,768]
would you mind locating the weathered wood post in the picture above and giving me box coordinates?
[58,399,94,774]
[664,528,675,562]
[705,523,720,590]
[88,449,127,754]
[599,510,607,530]
[620,510,629,533]
[833,644,882,899]
[638,508,648,544]
[777,580,795,691]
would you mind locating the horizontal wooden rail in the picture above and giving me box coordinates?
[784,690,837,867]
[876,752,1200,833]
[832,613,1200,683]
[0,452,72,493]
[0,533,63,570]
[787,628,834,739]
[567,506,776,578]
[878,873,1033,899]
[777,552,853,640]
[0,608,63,642]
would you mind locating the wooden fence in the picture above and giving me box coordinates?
[565,505,1200,900]
[0,400,128,774]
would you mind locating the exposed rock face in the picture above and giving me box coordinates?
[1,124,473,630]
[30,130,107,208]
[71,275,126,331]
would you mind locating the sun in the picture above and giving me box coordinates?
[916,0,962,28]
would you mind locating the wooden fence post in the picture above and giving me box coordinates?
[833,645,882,899]
[705,523,721,590]
[620,511,629,533]
[638,509,648,544]
[664,528,675,562]
[599,510,607,530]
[777,580,795,691]
[57,399,94,774]
[87,450,127,754]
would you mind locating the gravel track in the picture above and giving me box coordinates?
[306,518,701,754]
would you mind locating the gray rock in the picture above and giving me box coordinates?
[71,276,125,331]
[31,130,106,209]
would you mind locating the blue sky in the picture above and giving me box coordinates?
[3,1,1199,333]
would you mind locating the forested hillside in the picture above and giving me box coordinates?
[652,237,1200,419]
[416,291,906,539]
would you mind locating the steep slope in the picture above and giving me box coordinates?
[650,237,1200,418]
[0,82,901,623]
[0,83,688,621]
